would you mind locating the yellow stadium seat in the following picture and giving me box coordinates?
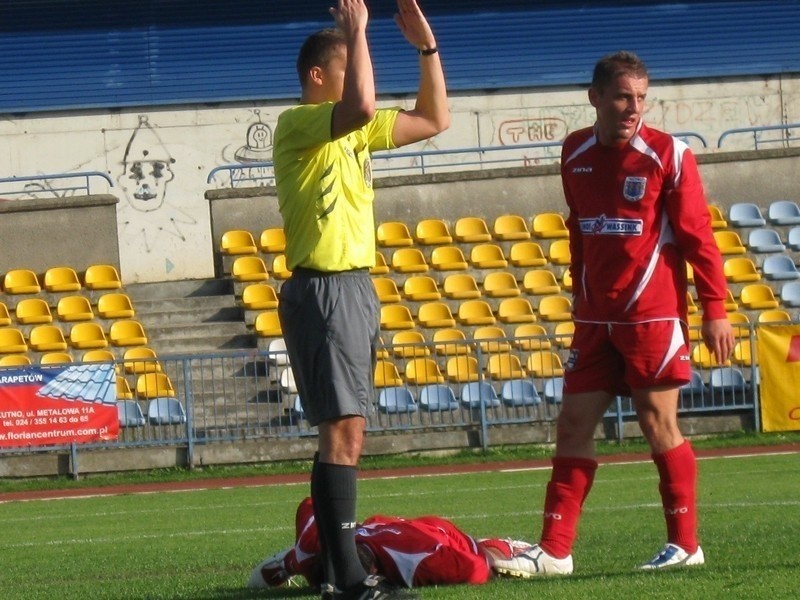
[486,352,526,380]
[686,262,695,284]
[512,323,551,351]
[370,252,390,275]
[470,244,508,269]
[380,304,415,330]
[97,293,135,320]
[391,248,429,273]
[687,313,703,341]
[415,219,453,245]
[497,297,536,324]
[40,352,73,365]
[373,278,402,303]
[391,330,429,358]
[739,284,779,310]
[83,264,122,290]
[493,214,531,241]
[454,216,492,243]
[136,372,176,399]
[724,289,739,312]
[432,328,470,356]
[522,269,561,295]
[708,204,728,229]
[457,299,497,326]
[29,325,68,352]
[271,254,293,280]
[446,355,480,383]
[44,266,82,293]
[0,303,11,327]
[57,295,96,321]
[431,246,469,271]
[758,309,792,323]
[713,231,747,255]
[526,350,565,378]
[532,213,569,239]
[241,284,279,310]
[482,271,520,297]
[553,321,575,348]
[15,298,53,324]
[232,256,269,282]
[0,328,28,354]
[220,229,257,255]
[691,343,730,367]
[417,302,456,328]
[443,273,481,299]
[376,221,413,247]
[733,340,754,366]
[405,357,445,385]
[259,228,286,253]
[473,325,511,353]
[548,239,572,265]
[255,311,283,337]
[727,312,751,339]
[116,377,134,400]
[374,360,404,388]
[0,354,31,367]
[82,349,116,363]
[687,292,699,314]
[403,276,441,301]
[723,257,761,283]
[109,320,148,347]
[509,241,547,267]
[3,269,41,294]
[562,269,573,291]
[123,347,162,374]
[538,295,573,321]
[69,323,108,349]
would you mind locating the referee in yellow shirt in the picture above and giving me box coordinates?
[273,1,448,599]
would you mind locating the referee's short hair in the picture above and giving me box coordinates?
[297,28,347,87]
[591,51,649,91]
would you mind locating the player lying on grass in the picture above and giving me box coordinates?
[248,497,533,591]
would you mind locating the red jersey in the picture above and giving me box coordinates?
[560,122,727,323]
[285,498,491,588]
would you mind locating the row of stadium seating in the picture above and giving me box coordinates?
[0,264,122,296]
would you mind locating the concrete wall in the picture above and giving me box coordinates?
[0,194,120,276]
[207,147,800,254]
[1,74,797,283]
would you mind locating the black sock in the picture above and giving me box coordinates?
[311,460,366,591]
[311,454,336,590]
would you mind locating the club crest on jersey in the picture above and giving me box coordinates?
[623,176,647,202]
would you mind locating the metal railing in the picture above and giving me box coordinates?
[206,132,708,187]
[717,123,800,149]
[0,171,114,199]
[0,323,764,475]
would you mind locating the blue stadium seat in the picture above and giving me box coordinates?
[728,202,766,227]
[781,281,800,307]
[747,228,785,253]
[418,384,459,412]
[500,379,541,407]
[459,382,501,408]
[377,386,418,414]
[762,255,800,281]
[147,398,187,425]
[117,400,146,427]
[767,200,800,225]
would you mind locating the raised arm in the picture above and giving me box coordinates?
[391,0,450,147]
[330,0,376,139]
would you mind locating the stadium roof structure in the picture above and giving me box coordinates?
[0,0,798,113]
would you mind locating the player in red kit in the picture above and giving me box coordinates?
[493,51,735,578]
[248,497,533,591]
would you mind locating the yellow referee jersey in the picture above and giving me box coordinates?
[273,102,399,272]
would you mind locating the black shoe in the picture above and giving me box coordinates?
[320,583,336,600]
[338,575,419,600]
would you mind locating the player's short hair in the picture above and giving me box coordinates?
[591,51,649,91]
[296,28,346,88]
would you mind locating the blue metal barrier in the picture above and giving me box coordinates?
[717,123,800,149]
[0,171,114,198]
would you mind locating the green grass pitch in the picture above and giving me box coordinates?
[1,451,797,599]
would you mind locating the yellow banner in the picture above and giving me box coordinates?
[757,324,800,432]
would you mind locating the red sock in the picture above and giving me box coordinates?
[539,456,598,559]
[653,440,698,553]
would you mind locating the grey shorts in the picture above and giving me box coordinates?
[277,268,380,426]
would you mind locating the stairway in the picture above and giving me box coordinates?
[124,278,256,356]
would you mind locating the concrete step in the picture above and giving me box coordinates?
[125,278,234,302]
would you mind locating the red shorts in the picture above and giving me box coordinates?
[564,319,691,396]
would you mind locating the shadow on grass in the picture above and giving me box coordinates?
[189,585,317,600]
